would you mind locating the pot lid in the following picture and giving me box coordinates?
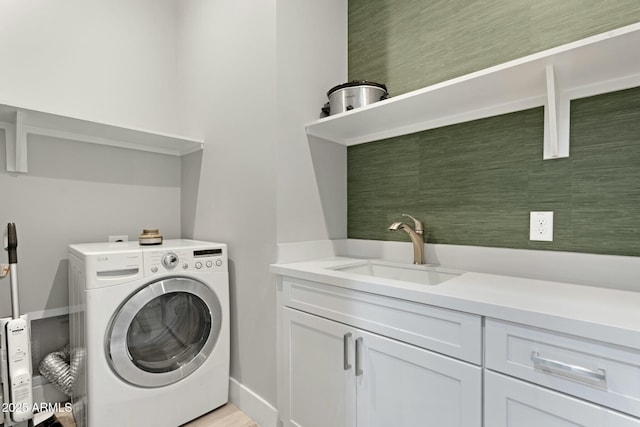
[327,80,388,97]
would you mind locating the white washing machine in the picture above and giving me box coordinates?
[68,239,229,427]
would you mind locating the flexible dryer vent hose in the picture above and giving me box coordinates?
[38,345,84,397]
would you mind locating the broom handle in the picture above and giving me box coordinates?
[7,223,20,319]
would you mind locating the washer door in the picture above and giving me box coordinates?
[107,277,222,387]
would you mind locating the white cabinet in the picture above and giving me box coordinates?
[484,319,640,425]
[273,260,640,427]
[485,319,640,418]
[281,276,482,364]
[282,308,355,427]
[279,278,482,427]
[355,327,481,427]
[485,371,640,427]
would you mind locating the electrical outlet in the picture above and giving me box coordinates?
[530,211,553,241]
[108,235,129,243]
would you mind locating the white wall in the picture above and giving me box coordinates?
[177,0,347,409]
[0,0,183,316]
[0,0,348,414]
[0,0,180,134]
[276,0,348,243]
[0,135,181,317]
[177,0,279,406]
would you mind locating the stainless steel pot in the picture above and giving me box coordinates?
[322,81,388,116]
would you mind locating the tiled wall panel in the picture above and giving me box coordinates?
[347,2,640,256]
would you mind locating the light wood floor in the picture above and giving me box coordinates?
[55,403,257,427]
[183,404,258,427]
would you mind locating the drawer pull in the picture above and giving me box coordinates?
[355,337,364,376]
[343,333,352,371]
[531,352,606,382]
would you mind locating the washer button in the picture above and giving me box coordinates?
[215,259,223,266]
[151,266,158,273]
[195,261,202,269]
[206,261,213,268]
[162,253,179,269]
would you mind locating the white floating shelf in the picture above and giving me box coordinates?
[306,23,640,159]
[0,104,204,173]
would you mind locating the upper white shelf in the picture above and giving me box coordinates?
[306,23,640,159]
[0,103,203,173]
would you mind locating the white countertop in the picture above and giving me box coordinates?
[271,257,640,349]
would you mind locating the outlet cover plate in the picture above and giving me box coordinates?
[530,211,553,241]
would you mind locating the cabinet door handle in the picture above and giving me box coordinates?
[531,351,606,382]
[343,333,352,370]
[355,337,363,376]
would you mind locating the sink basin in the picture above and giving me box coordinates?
[330,261,459,286]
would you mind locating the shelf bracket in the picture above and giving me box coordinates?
[15,110,28,173]
[0,121,15,171]
[543,64,570,159]
[0,110,28,173]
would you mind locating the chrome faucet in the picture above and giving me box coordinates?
[388,214,425,265]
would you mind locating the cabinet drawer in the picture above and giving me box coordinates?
[282,277,482,364]
[485,371,640,426]
[486,319,640,418]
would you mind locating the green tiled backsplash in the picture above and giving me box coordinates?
[347,2,640,256]
[348,88,640,256]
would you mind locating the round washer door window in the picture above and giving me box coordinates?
[107,277,222,387]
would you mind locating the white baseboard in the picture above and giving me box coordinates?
[229,377,279,427]
[27,306,69,321]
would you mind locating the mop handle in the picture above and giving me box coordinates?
[7,223,20,318]
[7,223,17,264]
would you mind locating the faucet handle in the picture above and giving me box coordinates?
[402,214,423,234]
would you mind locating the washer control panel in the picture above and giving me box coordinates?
[143,244,227,276]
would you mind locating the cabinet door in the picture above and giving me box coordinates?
[356,329,482,427]
[485,371,640,427]
[282,308,356,427]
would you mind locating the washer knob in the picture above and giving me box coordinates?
[195,261,203,269]
[206,261,213,268]
[162,253,179,269]
[151,266,158,273]
[216,259,222,266]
